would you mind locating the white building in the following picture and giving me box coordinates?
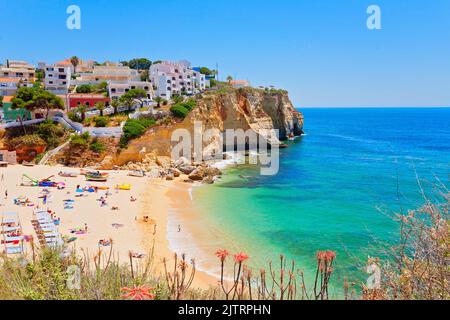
[0,60,35,85]
[149,61,206,99]
[0,77,33,96]
[108,80,153,100]
[44,64,72,94]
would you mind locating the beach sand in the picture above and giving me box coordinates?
[0,164,217,290]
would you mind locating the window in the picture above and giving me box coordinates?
[167,87,171,91]
[144,86,149,90]
[86,102,90,106]
[167,80,171,84]
[111,88,116,93]
[58,68,64,72]
[131,86,135,89]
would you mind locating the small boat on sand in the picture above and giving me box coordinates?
[128,170,146,178]
[59,171,78,178]
[86,172,108,182]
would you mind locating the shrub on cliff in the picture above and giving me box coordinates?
[8,134,46,148]
[70,132,91,148]
[36,120,66,149]
[120,118,156,147]
[170,105,189,118]
[90,138,106,153]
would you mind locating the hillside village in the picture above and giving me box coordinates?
[0,57,254,166]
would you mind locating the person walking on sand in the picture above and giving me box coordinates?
[4,190,7,199]
[178,224,181,233]
[1,173,4,181]
[153,224,157,235]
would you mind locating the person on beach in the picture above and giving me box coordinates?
[178,225,181,233]
[4,190,7,199]
[153,224,157,235]
[84,223,88,232]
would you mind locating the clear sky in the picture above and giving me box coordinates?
[1,0,449,107]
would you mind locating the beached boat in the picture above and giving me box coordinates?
[58,171,78,178]
[86,174,108,182]
[80,169,109,178]
[128,170,145,177]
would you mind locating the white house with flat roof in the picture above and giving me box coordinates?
[44,64,72,94]
[0,60,35,84]
[108,80,153,100]
[149,61,206,99]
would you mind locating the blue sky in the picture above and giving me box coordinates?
[1,0,449,107]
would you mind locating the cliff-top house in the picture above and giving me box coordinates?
[149,60,206,99]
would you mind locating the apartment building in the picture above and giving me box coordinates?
[108,80,153,100]
[44,64,72,94]
[0,77,33,96]
[78,66,140,82]
[0,60,35,84]
[149,60,206,99]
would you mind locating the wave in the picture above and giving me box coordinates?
[326,134,386,146]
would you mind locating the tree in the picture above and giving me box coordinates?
[76,84,93,94]
[128,58,152,70]
[140,70,149,82]
[70,56,80,73]
[154,96,162,108]
[122,89,147,108]
[199,67,215,76]
[77,104,88,122]
[111,98,120,114]
[172,94,184,104]
[119,95,135,113]
[11,87,64,119]
[0,95,3,108]
[227,76,233,83]
[95,102,106,116]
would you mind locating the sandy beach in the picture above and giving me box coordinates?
[0,164,217,289]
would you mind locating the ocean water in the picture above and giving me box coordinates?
[172,108,450,297]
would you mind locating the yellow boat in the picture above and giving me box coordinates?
[116,184,131,191]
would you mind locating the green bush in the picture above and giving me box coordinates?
[90,139,106,153]
[36,120,65,149]
[68,111,82,123]
[9,134,46,147]
[76,84,93,94]
[170,105,189,118]
[70,132,91,148]
[120,118,156,147]
[93,116,109,127]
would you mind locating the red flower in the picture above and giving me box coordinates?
[121,286,155,300]
[215,249,230,262]
[234,252,249,263]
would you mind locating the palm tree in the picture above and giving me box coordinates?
[119,96,134,113]
[111,99,119,114]
[226,76,233,83]
[154,96,162,108]
[95,102,106,117]
[70,56,80,73]
[77,104,88,122]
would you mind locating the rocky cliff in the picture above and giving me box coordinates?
[113,87,303,166]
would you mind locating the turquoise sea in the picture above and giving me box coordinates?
[170,108,450,297]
